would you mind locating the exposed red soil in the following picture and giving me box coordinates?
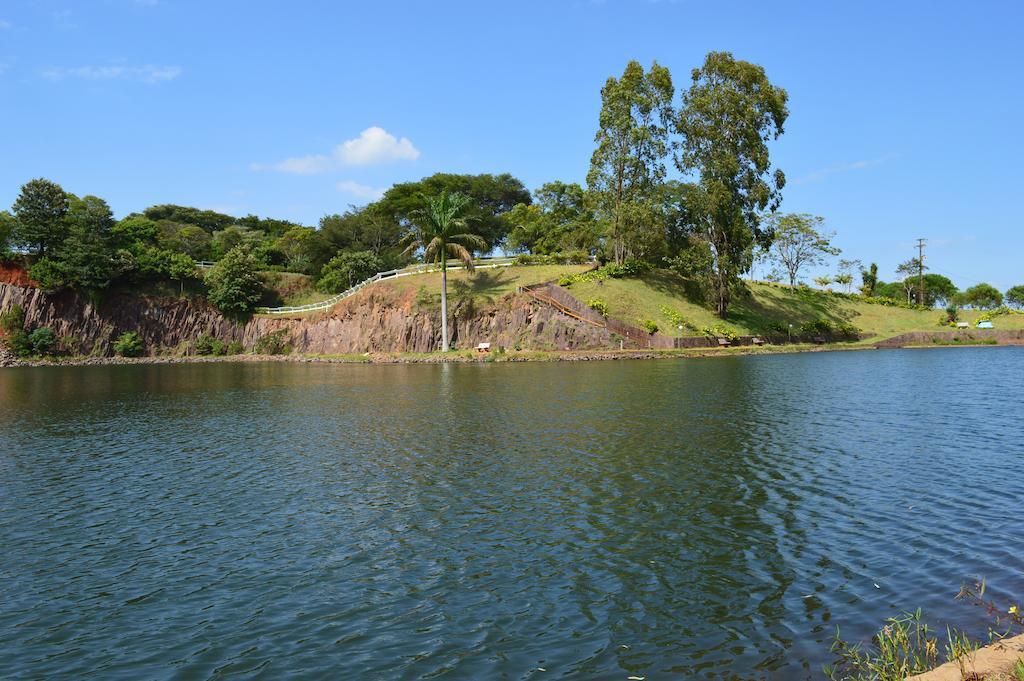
[0,264,35,287]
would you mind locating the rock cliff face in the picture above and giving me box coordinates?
[0,282,616,356]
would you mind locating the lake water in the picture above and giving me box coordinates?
[1,348,1022,679]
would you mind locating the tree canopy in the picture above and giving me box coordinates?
[587,60,675,264]
[762,213,838,287]
[377,173,530,250]
[675,51,789,316]
[957,282,1003,310]
[11,178,70,256]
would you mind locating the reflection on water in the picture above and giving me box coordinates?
[1,348,1022,679]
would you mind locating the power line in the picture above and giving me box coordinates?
[916,238,926,305]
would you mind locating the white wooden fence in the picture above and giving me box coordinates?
[254,257,520,315]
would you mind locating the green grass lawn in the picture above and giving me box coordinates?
[567,269,1024,341]
[378,264,591,301]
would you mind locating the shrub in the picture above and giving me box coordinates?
[835,322,861,339]
[254,329,291,355]
[604,258,651,279]
[194,333,227,356]
[58,335,81,355]
[0,304,25,335]
[798,319,834,337]
[205,246,264,316]
[194,333,217,356]
[587,299,609,316]
[226,341,244,355]
[28,327,56,355]
[640,319,659,334]
[701,325,739,341]
[113,331,144,357]
[6,330,32,357]
[659,305,697,332]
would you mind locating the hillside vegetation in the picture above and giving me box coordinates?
[568,269,1024,341]
[376,265,1022,343]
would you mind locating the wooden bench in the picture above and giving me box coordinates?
[475,342,491,353]
[717,338,731,347]
[752,337,766,346]
[813,336,826,345]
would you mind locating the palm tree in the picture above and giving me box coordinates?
[402,191,486,351]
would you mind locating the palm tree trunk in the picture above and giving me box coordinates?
[440,251,449,352]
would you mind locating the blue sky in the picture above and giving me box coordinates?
[1,0,1021,289]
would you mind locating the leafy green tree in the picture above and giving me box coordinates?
[28,194,122,292]
[1006,285,1024,309]
[159,223,212,260]
[378,173,529,250]
[211,226,265,261]
[143,205,236,233]
[316,250,384,293]
[506,181,600,254]
[675,51,789,317]
[957,283,1003,310]
[860,263,879,296]
[762,213,839,287]
[895,258,925,304]
[273,226,319,273]
[11,178,69,256]
[204,246,264,316]
[401,191,487,352]
[110,215,159,250]
[587,60,675,263]
[317,206,400,262]
[813,275,832,289]
[0,211,15,255]
[915,273,957,307]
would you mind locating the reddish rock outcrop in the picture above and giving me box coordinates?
[0,281,616,356]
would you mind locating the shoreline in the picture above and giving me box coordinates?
[3,339,1020,370]
[2,342,869,368]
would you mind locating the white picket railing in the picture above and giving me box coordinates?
[254,256,520,315]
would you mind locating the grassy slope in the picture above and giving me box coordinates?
[567,269,1024,342]
[378,264,591,301]
[260,264,1021,343]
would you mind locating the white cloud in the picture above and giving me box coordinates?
[42,64,182,83]
[249,155,331,175]
[793,155,895,184]
[335,126,420,166]
[251,126,419,176]
[0,20,11,29]
[336,180,386,200]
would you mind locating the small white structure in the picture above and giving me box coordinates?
[956,322,970,329]
[977,320,994,329]
[475,342,491,353]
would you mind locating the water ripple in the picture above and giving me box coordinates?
[1,348,1023,679]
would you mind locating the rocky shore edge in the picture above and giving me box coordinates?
[0,342,874,368]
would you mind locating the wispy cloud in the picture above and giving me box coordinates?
[249,155,331,175]
[42,64,182,83]
[251,126,420,175]
[793,155,896,184]
[336,180,386,200]
[0,19,11,29]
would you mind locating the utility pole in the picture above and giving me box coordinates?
[916,238,926,306]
